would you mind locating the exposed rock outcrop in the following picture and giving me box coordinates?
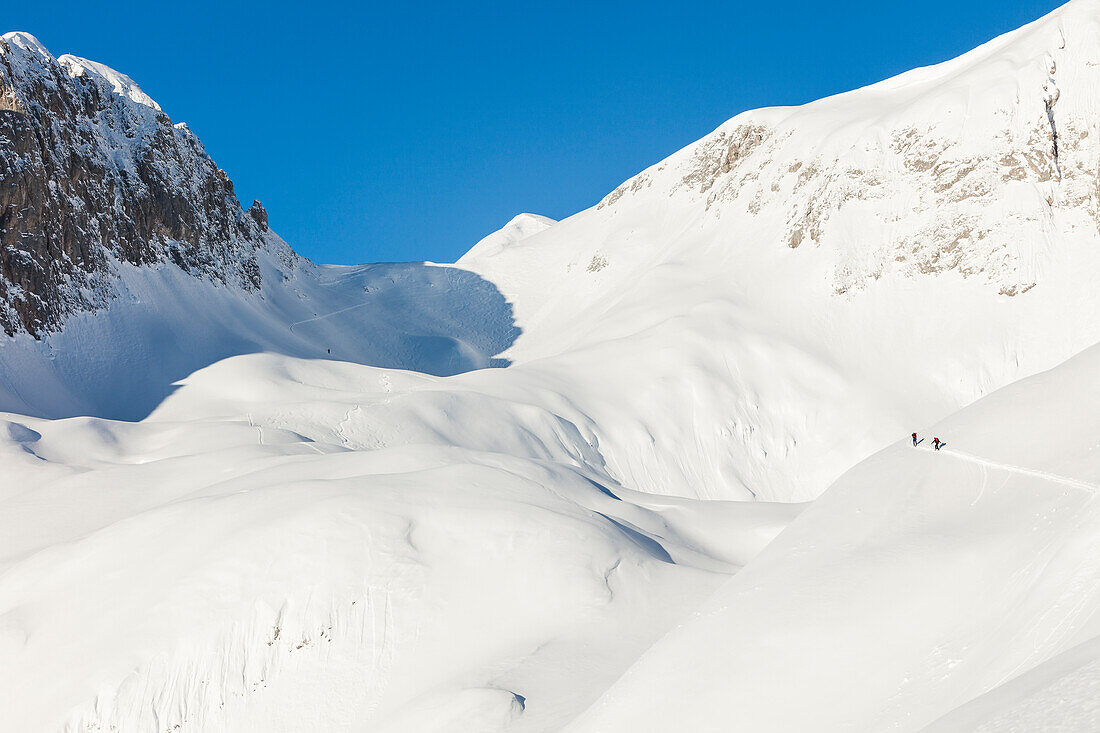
[0,32,273,337]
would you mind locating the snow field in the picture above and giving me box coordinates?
[1,353,800,731]
[565,342,1100,732]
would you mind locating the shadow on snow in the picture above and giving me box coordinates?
[0,262,522,421]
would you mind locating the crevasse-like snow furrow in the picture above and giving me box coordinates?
[65,591,402,732]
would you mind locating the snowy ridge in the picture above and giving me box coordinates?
[459,213,557,263]
[565,340,1100,732]
[942,447,1100,494]
[0,255,522,420]
[457,0,1100,501]
[921,634,1100,732]
[58,54,162,111]
[586,0,1100,300]
[1,31,52,61]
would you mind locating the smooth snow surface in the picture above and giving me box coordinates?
[565,341,1100,732]
[459,213,557,263]
[0,352,799,731]
[5,1,1100,730]
[922,634,1100,732]
[451,0,1100,501]
[0,244,521,420]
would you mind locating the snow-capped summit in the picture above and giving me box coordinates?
[6,1,1100,495]
[459,213,557,263]
[2,33,164,112]
[58,54,163,111]
[0,31,53,61]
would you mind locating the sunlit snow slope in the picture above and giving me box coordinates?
[566,341,1100,732]
[0,353,800,732]
[4,1,1100,731]
[458,0,1100,501]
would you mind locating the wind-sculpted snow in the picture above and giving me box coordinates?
[921,634,1100,732]
[0,353,800,731]
[919,633,1100,730]
[460,0,1100,501]
[7,2,1100,500]
[566,340,1100,732]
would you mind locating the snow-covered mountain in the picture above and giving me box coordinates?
[565,338,1100,732]
[455,0,1100,502]
[0,32,273,337]
[3,1,1100,731]
[0,32,524,421]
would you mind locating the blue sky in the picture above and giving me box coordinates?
[8,0,1065,264]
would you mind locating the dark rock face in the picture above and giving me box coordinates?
[248,200,269,231]
[0,33,270,337]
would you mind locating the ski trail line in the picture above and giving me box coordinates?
[969,461,989,507]
[289,301,371,330]
[943,449,1099,493]
[247,412,264,446]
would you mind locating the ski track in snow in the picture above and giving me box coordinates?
[288,301,372,331]
[941,449,1099,494]
[969,461,990,507]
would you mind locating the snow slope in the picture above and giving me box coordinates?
[0,352,800,732]
[921,634,1100,732]
[4,339,1097,731]
[565,339,1100,732]
[459,213,557,263]
[454,0,1100,501]
[8,0,1100,500]
[0,250,521,420]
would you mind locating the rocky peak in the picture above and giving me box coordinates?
[0,32,276,337]
[247,200,269,231]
